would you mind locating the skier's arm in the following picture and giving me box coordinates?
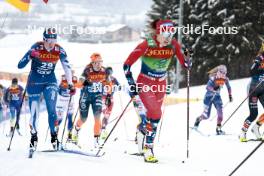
[18,43,39,69]
[171,39,189,68]
[225,78,233,101]
[123,40,148,84]
[79,67,91,86]
[59,47,73,85]
[3,88,10,103]
[225,78,232,95]
[206,78,217,92]
[19,85,24,99]
[250,55,264,76]
[113,77,121,91]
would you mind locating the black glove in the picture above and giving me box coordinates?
[105,94,112,107]
[68,84,76,95]
[229,94,233,102]
[213,86,220,91]
[83,80,91,86]
[184,48,193,57]
[184,58,192,69]
[129,83,140,97]
[123,64,139,97]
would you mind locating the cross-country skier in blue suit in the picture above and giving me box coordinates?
[4,78,24,136]
[18,28,75,150]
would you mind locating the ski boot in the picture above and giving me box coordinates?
[94,136,102,149]
[30,132,38,149]
[29,132,38,158]
[216,125,225,135]
[16,124,22,136]
[67,131,72,141]
[51,133,60,150]
[6,127,14,137]
[251,123,262,140]
[193,116,202,129]
[239,130,247,142]
[143,146,158,163]
[100,129,108,140]
[71,127,79,145]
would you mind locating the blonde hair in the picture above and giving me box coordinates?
[258,42,264,55]
[207,65,227,77]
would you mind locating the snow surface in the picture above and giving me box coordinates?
[0,34,263,176]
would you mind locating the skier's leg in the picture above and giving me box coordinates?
[251,93,264,139]
[66,97,74,139]
[15,104,21,130]
[240,92,259,141]
[28,93,41,148]
[138,79,166,163]
[8,106,16,135]
[213,96,224,134]
[194,94,213,128]
[72,90,90,143]
[43,83,59,147]
[56,94,67,126]
[102,96,114,130]
[101,97,114,139]
[92,94,102,147]
[66,96,74,131]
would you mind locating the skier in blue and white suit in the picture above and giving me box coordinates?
[17,28,75,149]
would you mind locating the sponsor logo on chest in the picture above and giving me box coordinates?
[145,48,174,58]
[88,72,106,82]
[10,87,20,94]
[37,45,60,63]
[215,78,225,86]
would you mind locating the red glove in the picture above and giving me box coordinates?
[68,84,76,96]
[30,49,40,59]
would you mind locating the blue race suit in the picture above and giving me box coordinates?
[201,74,231,125]
[4,85,24,129]
[18,41,72,135]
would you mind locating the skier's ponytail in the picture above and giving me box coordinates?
[208,65,227,77]
[207,66,218,77]
[258,42,264,56]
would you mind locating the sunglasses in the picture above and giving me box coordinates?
[44,38,57,44]
[161,32,173,39]
[219,70,227,74]
[92,60,103,64]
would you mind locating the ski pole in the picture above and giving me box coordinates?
[222,79,264,128]
[229,140,264,176]
[71,107,79,130]
[96,98,133,156]
[65,89,85,142]
[186,67,190,159]
[60,95,72,143]
[119,92,129,140]
[107,107,133,125]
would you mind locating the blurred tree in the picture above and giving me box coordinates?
[147,0,264,87]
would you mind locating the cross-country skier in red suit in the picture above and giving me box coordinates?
[123,19,192,163]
